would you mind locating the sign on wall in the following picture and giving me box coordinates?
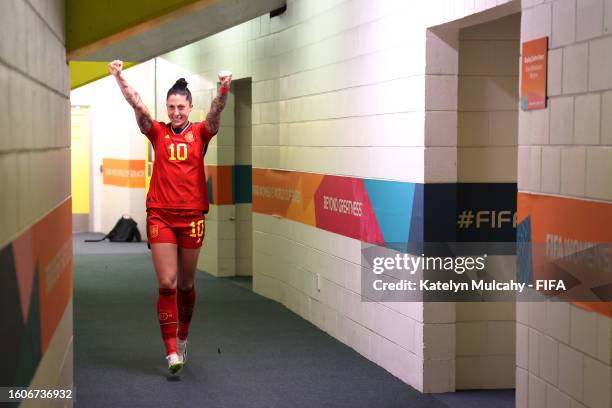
[518,192,612,317]
[102,159,146,188]
[520,37,548,111]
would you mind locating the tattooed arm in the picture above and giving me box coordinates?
[108,60,153,134]
[205,71,233,135]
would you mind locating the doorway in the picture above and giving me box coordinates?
[71,105,92,232]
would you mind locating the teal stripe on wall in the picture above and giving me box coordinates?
[233,165,252,204]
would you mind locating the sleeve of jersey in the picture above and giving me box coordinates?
[144,120,164,145]
[200,121,217,144]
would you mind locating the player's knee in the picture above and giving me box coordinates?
[177,281,194,292]
[158,277,177,289]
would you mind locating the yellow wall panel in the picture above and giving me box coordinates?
[71,106,90,214]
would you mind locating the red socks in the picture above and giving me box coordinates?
[177,286,196,340]
[157,288,178,355]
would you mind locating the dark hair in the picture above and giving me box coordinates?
[167,78,192,105]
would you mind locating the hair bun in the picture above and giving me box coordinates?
[174,78,188,89]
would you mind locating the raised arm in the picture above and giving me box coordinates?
[108,60,153,134]
[205,71,233,135]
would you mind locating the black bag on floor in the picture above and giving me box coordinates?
[85,215,142,242]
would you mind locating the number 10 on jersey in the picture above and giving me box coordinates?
[169,143,188,161]
[190,220,204,242]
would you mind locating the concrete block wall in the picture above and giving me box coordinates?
[516,298,612,408]
[0,0,73,400]
[0,0,70,245]
[458,14,520,183]
[518,0,612,407]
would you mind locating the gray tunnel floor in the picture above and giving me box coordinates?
[73,234,514,408]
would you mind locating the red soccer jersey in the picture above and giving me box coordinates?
[144,120,216,211]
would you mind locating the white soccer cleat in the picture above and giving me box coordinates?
[178,338,188,364]
[166,352,184,375]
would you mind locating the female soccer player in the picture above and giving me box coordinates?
[108,60,231,375]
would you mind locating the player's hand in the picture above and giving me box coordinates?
[218,70,232,89]
[108,60,123,77]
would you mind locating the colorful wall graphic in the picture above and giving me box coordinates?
[0,199,73,388]
[102,159,146,188]
[251,168,516,247]
[518,193,612,317]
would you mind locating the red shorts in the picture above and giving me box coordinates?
[146,208,206,249]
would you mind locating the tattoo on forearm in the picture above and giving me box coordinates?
[137,114,152,133]
[205,91,228,134]
[116,74,151,133]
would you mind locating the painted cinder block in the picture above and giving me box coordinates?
[427,28,459,75]
[547,384,572,408]
[456,355,514,389]
[576,0,604,41]
[529,108,549,146]
[539,334,559,385]
[519,146,533,183]
[561,146,586,197]
[562,43,588,95]
[488,321,516,355]
[552,0,577,48]
[426,75,458,111]
[583,355,612,408]
[529,373,547,408]
[558,343,584,401]
[517,322,529,369]
[529,302,546,333]
[588,35,612,91]
[516,367,528,408]
[529,328,541,376]
[570,304,599,358]
[457,321,487,356]
[574,94,600,145]
[529,146,542,191]
[596,314,612,364]
[586,147,612,200]
[548,48,563,96]
[550,96,574,145]
[458,147,517,183]
[458,112,488,147]
[422,356,454,393]
[602,91,612,145]
[521,2,552,42]
[490,111,519,146]
[542,146,562,194]
[425,147,456,183]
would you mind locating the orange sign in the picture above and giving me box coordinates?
[520,37,548,111]
[518,193,612,317]
[103,159,146,188]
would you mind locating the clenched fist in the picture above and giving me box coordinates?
[218,70,232,89]
[108,60,123,77]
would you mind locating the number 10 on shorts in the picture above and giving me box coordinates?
[190,219,205,243]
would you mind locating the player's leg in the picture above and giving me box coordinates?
[176,213,205,363]
[177,247,199,338]
[148,209,183,374]
[176,247,199,363]
[151,243,183,374]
